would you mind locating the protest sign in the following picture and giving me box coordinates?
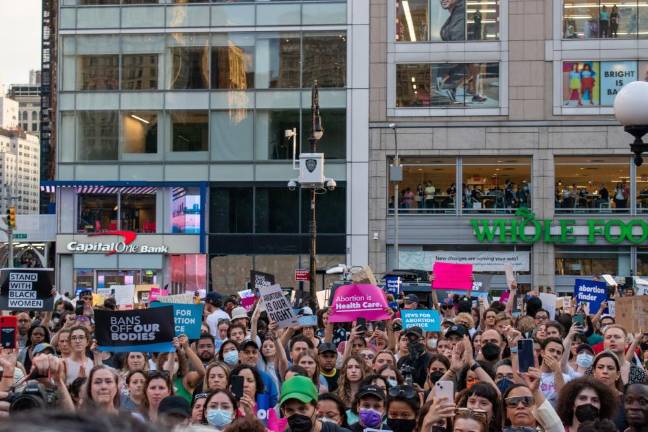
[258,284,298,328]
[401,310,442,332]
[238,289,256,311]
[328,284,390,323]
[251,271,275,293]
[573,279,607,313]
[602,274,617,286]
[95,306,175,352]
[616,296,648,334]
[149,287,168,302]
[156,292,195,304]
[0,268,54,311]
[504,263,515,288]
[152,302,203,339]
[607,300,616,317]
[539,293,557,319]
[384,276,401,296]
[433,262,473,290]
[112,284,135,306]
[298,315,318,327]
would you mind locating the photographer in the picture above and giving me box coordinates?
[396,327,431,387]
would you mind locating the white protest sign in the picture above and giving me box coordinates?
[258,284,298,328]
[539,293,557,320]
[157,293,195,304]
[607,300,616,317]
[602,274,617,286]
[504,263,515,288]
[112,284,135,306]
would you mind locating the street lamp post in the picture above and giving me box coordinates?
[613,81,648,166]
[389,124,402,270]
[308,84,324,310]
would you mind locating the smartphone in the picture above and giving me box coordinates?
[0,316,17,349]
[434,380,454,402]
[518,339,535,373]
[76,315,91,324]
[573,314,585,330]
[230,375,244,400]
[357,317,367,334]
[374,322,385,331]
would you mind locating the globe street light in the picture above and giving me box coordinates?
[613,81,648,166]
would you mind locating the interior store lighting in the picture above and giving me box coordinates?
[402,1,417,42]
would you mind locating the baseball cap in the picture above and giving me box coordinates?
[231,306,248,321]
[445,324,468,339]
[32,343,55,356]
[318,342,337,355]
[576,344,595,355]
[404,294,419,304]
[240,339,259,351]
[158,396,191,418]
[404,326,423,339]
[357,384,386,401]
[280,376,319,406]
[203,292,222,304]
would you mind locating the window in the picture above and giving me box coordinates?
[211,33,255,90]
[555,247,630,276]
[255,187,300,233]
[302,32,346,88]
[554,156,630,213]
[395,0,499,42]
[563,1,640,39]
[122,112,158,154]
[638,163,648,213]
[121,194,156,233]
[462,157,531,213]
[170,255,206,293]
[255,33,301,89]
[300,109,346,159]
[77,111,118,160]
[172,187,201,234]
[168,34,209,90]
[211,110,253,160]
[300,186,346,233]
[210,187,253,233]
[637,248,648,275]
[78,194,118,232]
[255,109,300,160]
[122,54,158,90]
[396,63,500,108]
[389,157,457,213]
[171,111,208,152]
[76,55,119,91]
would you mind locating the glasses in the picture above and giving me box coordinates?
[388,385,416,399]
[505,396,535,408]
[361,353,375,360]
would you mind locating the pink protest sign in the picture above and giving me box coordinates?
[432,262,473,290]
[149,287,168,302]
[328,284,390,323]
[241,295,256,311]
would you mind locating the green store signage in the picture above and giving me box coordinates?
[471,208,648,245]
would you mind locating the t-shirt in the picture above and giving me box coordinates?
[64,357,95,385]
[539,371,572,407]
[206,308,230,338]
[321,369,340,392]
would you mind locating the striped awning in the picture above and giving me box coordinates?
[40,181,203,196]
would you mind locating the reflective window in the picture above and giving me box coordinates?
[78,194,118,232]
[302,32,346,88]
[172,187,201,234]
[210,187,253,233]
[563,1,639,39]
[389,157,457,213]
[168,34,209,90]
[76,55,119,90]
[212,110,253,160]
[211,33,255,90]
[77,111,118,160]
[122,54,158,90]
[555,247,630,276]
[255,33,301,89]
[255,187,300,233]
[396,63,500,108]
[554,156,630,214]
[637,248,648,275]
[121,194,156,233]
[638,163,648,213]
[462,157,531,213]
[395,0,499,42]
[171,111,209,152]
[255,109,300,160]
[122,112,158,154]
[301,108,346,159]
[300,186,346,233]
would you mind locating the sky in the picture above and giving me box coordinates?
[0,0,42,88]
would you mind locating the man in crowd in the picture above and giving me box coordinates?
[204,292,229,338]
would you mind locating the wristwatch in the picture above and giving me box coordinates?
[470,363,482,371]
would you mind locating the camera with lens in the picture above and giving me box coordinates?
[7,380,58,412]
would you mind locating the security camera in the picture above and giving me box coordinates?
[325,178,337,191]
[288,179,297,191]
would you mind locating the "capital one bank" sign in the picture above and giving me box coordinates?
[66,231,168,255]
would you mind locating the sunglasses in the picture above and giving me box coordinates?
[388,385,416,399]
[505,396,534,408]
[455,408,489,420]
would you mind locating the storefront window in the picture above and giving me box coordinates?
[78,194,118,232]
[395,0,499,42]
[121,194,156,233]
[555,247,631,276]
[555,156,630,214]
[172,187,202,234]
[210,187,253,233]
[462,157,531,213]
[170,254,206,293]
[211,33,255,90]
[389,157,457,214]
[563,0,640,39]
[122,112,158,154]
[77,111,118,161]
[637,163,648,213]
[396,63,500,108]
[637,248,648,275]
[97,270,138,289]
[171,111,209,152]
[76,55,119,91]
[74,269,94,292]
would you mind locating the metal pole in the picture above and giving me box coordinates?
[308,83,321,310]
[392,127,400,270]
[7,228,13,268]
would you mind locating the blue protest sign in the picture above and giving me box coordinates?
[573,279,607,313]
[401,309,442,332]
[385,276,401,296]
[152,302,203,340]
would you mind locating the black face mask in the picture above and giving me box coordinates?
[640,342,648,351]
[387,418,417,432]
[287,414,313,432]
[430,371,445,384]
[496,377,515,394]
[575,404,600,422]
[481,343,501,361]
[431,426,447,432]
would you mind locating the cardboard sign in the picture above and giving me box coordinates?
[433,262,473,290]
[384,276,401,296]
[574,279,607,313]
[328,284,390,323]
[258,284,298,328]
[0,268,54,311]
[539,293,557,319]
[616,296,648,334]
[401,309,442,332]
[95,306,175,352]
[151,302,203,339]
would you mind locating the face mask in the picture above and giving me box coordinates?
[466,378,478,389]
[429,371,445,384]
[432,426,447,432]
[387,378,398,388]
[576,353,594,368]
[496,378,515,394]
[640,342,648,351]
[387,418,417,432]
[287,414,313,432]
[223,350,239,366]
[206,408,233,428]
[359,408,383,428]
[575,404,600,422]
[319,417,336,424]
[427,338,438,349]
[481,343,501,361]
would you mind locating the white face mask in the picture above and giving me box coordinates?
[387,378,398,388]
[576,353,594,368]
[427,338,438,349]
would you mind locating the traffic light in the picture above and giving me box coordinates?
[8,207,16,229]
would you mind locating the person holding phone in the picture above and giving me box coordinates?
[502,369,563,432]
[229,364,264,416]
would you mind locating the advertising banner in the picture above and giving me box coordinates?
[401,310,442,332]
[95,306,175,352]
[258,284,298,328]
[601,61,638,106]
[400,250,529,272]
[433,262,473,290]
[573,279,607,313]
[151,302,203,340]
[0,268,54,311]
[328,284,390,323]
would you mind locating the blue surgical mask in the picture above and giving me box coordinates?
[206,408,233,428]
[223,350,239,366]
[387,378,398,388]
[576,353,594,368]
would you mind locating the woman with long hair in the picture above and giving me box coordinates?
[64,325,95,385]
[141,370,174,423]
[501,370,563,432]
[229,364,264,416]
[156,335,206,404]
[119,352,148,395]
[81,365,121,415]
[120,370,147,412]
[591,351,623,393]
[337,355,368,408]
[424,354,451,394]
[296,349,327,393]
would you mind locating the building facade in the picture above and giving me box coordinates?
[53,0,369,294]
[0,97,19,130]
[8,79,42,136]
[0,129,41,214]
[369,0,648,293]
